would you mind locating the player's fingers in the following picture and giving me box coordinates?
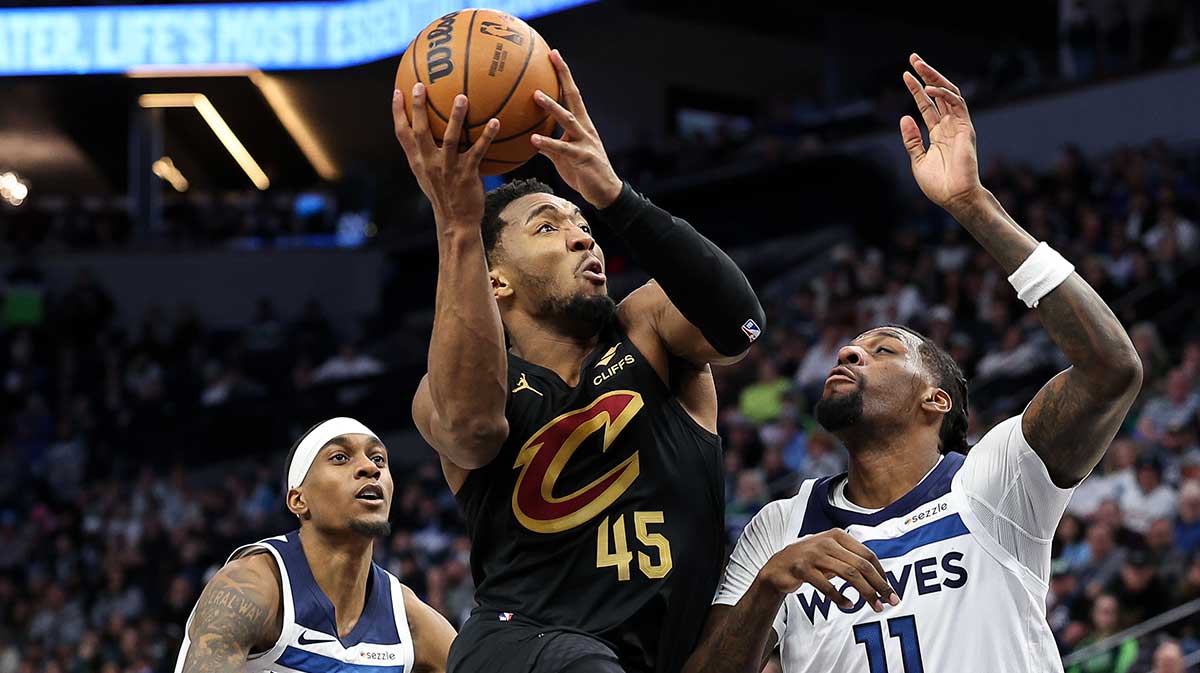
[833,538,897,606]
[899,115,926,163]
[824,556,884,612]
[804,573,854,611]
[549,49,594,130]
[903,71,941,130]
[534,89,588,138]
[465,118,501,167]
[911,53,962,96]
[410,83,436,153]
[925,86,971,124]
[531,133,585,161]
[392,89,417,155]
[441,94,468,158]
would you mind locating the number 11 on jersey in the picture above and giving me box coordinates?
[596,511,673,581]
[854,615,925,673]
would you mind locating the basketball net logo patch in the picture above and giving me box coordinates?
[512,391,644,534]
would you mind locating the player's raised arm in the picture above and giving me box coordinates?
[530,50,765,366]
[394,86,510,470]
[899,53,1142,486]
[179,554,282,673]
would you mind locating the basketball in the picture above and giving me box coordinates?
[395,8,560,176]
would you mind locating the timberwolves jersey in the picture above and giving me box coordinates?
[715,415,1076,673]
[451,321,725,673]
[175,531,415,673]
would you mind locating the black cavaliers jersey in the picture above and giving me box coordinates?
[454,321,725,673]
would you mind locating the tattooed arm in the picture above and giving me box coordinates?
[683,599,779,673]
[899,54,1142,486]
[180,553,283,673]
[402,585,456,673]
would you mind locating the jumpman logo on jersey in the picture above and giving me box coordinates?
[512,373,543,396]
[595,342,622,367]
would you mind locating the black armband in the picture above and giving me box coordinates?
[594,182,765,356]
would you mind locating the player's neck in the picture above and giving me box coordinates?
[508,319,602,387]
[841,430,941,510]
[298,525,374,638]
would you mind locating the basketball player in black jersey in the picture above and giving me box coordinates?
[392,51,765,673]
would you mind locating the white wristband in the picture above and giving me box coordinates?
[1007,242,1074,308]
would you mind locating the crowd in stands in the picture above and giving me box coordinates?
[2,132,1200,673]
[617,1,1200,188]
[0,190,349,252]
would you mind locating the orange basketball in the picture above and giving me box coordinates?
[396,8,560,176]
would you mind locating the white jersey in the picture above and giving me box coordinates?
[715,415,1075,673]
[175,531,415,673]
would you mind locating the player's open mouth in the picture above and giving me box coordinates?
[355,485,384,502]
[580,258,606,284]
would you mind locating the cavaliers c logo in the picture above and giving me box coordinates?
[512,391,644,534]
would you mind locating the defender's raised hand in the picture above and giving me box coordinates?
[530,49,623,209]
[393,84,501,228]
[900,53,983,214]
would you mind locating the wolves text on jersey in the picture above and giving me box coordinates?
[796,551,969,625]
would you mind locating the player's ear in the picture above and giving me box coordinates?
[490,268,514,300]
[921,387,952,416]
[286,487,309,520]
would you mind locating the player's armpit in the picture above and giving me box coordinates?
[180,554,282,673]
[402,585,456,673]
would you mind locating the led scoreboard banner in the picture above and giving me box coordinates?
[0,0,593,76]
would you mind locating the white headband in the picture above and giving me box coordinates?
[287,417,381,491]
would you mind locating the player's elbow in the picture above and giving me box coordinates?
[443,416,508,469]
[1100,346,1143,398]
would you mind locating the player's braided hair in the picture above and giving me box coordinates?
[884,324,970,454]
[481,178,555,266]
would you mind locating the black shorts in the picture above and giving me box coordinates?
[448,610,627,673]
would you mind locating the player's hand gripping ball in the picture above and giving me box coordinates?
[396,8,561,176]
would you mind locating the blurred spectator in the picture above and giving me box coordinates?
[1065,594,1138,673]
[1104,549,1170,629]
[1136,369,1200,444]
[1119,456,1178,535]
[738,360,791,424]
[1150,640,1185,673]
[313,341,385,383]
[1074,522,1126,594]
[1144,518,1187,586]
[1174,481,1200,554]
[796,431,846,480]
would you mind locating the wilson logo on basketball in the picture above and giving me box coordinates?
[425,11,459,83]
[511,391,644,534]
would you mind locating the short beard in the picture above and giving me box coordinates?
[348,519,392,538]
[815,388,865,432]
[543,293,617,339]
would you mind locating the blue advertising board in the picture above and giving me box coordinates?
[0,0,593,75]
